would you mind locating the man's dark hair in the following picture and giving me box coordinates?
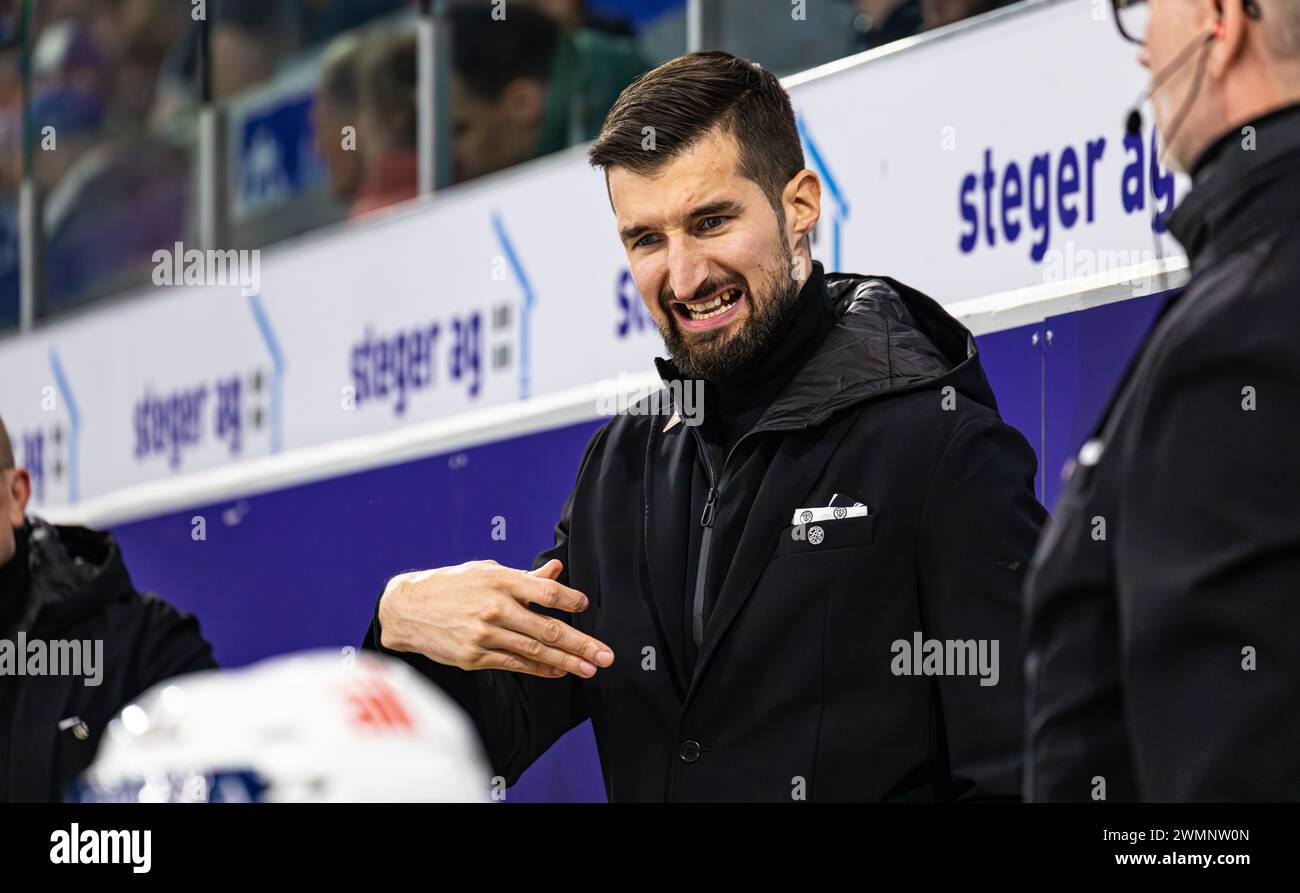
[588,51,804,213]
[448,2,559,101]
[0,415,13,471]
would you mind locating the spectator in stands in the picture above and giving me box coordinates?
[0,4,198,312]
[146,0,291,109]
[29,19,188,311]
[851,0,923,51]
[849,0,1010,53]
[0,415,217,802]
[352,30,419,217]
[520,0,637,38]
[294,0,411,47]
[919,0,1012,31]
[0,47,17,177]
[448,1,646,183]
[208,1,288,101]
[449,3,562,183]
[93,0,191,127]
[315,35,367,210]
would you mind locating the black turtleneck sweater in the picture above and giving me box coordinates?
[674,264,838,674]
[702,265,838,456]
[0,522,31,638]
[1189,102,1300,180]
[1171,102,1300,265]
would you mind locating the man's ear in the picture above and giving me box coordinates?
[6,469,30,525]
[1207,0,1247,80]
[501,78,547,127]
[782,169,822,251]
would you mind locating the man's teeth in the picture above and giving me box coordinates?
[686,289,741,320]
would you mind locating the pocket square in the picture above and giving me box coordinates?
[791,504,869,525]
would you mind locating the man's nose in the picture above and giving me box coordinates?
[665,239,709,303]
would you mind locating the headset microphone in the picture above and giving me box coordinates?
[1125,107,1143,138]
[1123,22,1221,296]
[1126,26,1221,136]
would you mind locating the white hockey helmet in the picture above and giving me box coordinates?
[73,649,492,802]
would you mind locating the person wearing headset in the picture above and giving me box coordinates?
[1025,0,1300,802]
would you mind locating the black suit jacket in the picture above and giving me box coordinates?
[367,272,1044,801]
[1025,104,1300,801]
[0,518,217,801]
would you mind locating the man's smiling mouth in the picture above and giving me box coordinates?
[672,286,746,329]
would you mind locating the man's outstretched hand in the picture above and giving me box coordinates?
[378,559,614,678]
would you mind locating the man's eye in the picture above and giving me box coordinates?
[634,233,660,248]
[699,216,727,231]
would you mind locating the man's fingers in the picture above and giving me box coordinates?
[503,569,589,613]
[530,559,563,580]
[481,627,599,677]
[471,649,567,678]
[498,601,614,668]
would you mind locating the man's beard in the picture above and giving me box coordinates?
[657,249,802,380]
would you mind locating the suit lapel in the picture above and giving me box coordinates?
[684,411,859,704]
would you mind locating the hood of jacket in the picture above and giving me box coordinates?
[655,264,996,433]
[14,515,137,635]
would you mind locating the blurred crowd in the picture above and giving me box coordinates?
[0,0,422,315]
[850,0,1016,51]
[0,0,1018,328]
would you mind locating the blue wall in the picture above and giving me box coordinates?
[109,291,1170,802]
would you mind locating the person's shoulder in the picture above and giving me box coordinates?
[26,517,136,604]
[1157,236,1300,373]
[92,587,193,636]
[568,404,654,471]
[840,384,1021,481]
[1246,224,1300,315]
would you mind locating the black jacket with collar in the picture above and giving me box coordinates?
[1025,103,1300,802]
[366,268,1044,801]
[0,516,217,801]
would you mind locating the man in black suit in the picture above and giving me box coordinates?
[1026,0,1300,801]
[367,51,1044,801]
[0,415,216,801]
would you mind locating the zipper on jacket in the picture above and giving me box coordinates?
[689,424,747,650]
[700,485,718,527]
[692,484,717,647]
[673,382,789,652]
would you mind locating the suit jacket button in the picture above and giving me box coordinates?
[679,740,702,763]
